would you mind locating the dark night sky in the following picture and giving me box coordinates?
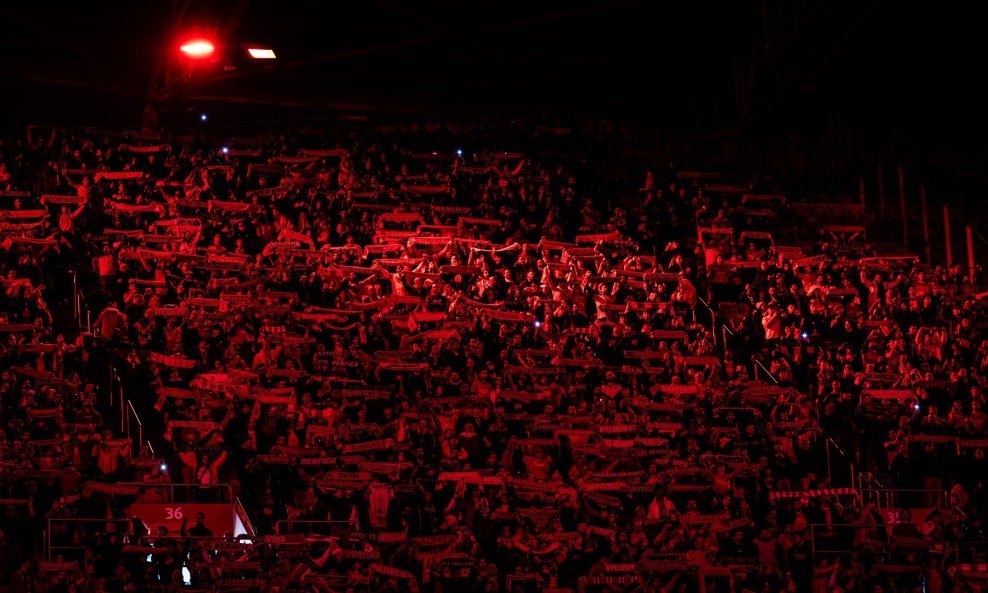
[0,0,984,132]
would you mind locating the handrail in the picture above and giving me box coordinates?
[716,317,734,359]
[696,296,719,346]
[857,487,946,494]
[808,522,895,529]
[72,270,92,333]
[751,356,779,385]
[46,517,262,558]
[857,471,885,489]
[827,437,848,459]
[858,486,949,509]
[140,534,256,543]
[275,519,351,535]
[950,541,988,562]
[127,399,142,427]
[809,522,893,557]
[111,366,125,434]
[48,517,134,525]
[114,482,234,504]
[47,517,133,560]
[117,481,233,490]
[825,437,855,487]
[235,497,256,537]
[126,399,143,454]
[71,270,80,322]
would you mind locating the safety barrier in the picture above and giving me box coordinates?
[825,438,856,489]
[275,519,352,536]
[857,487,949,511]
[751,356,779,385]
[809,523,892,558]
[951,541,988,563]
[234,497,256,537]
[695,296,719,347]
[117,482,233,504]
[70,270,91,333]
[46,518,132,561]
[126,399,143,452]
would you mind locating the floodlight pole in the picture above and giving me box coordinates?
[144,0,251,132]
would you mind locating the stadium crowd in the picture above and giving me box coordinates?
[0,122,987,593]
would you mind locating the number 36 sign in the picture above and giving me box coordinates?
[127,503,234,535]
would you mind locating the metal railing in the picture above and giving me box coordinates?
[47,518,133,561]
[857,470,884,488]
[110,366,125,434]
[950,541,988,563]
[71,270,91,333]
[138,534,257,546]
[855,471,884,507]
[71,270,80,322]
[126,399,143,452]
[751,357,780,385]
[857,487,949,511]
[48,524,259,562]
[809,522,891,557]
[117,482,234,504]
[825,437,856,488]
[73,271,153,458]
[275,520,352,536]
[699,275,780,384]
[234,497,256,537]
[695,296,719,346]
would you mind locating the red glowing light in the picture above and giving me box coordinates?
[179,39,216,59]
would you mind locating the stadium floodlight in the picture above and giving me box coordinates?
[246,47,277,59]
[180,39,216,59]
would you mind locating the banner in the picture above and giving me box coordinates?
[339,439,395,454]
[862,389,916,402]
[149,352,197,369]
[42,194,87,205]
[208,200,253,213]
[120,144,170,153]
[40,562,80,573]
[331,388,392,400]
[370,564,416,579]
[84,482,141,497]
[0,209,47,219]
[481,309,530,322]
[769,488,856,502]
[300,148,348,158]
[95,171,145,181]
